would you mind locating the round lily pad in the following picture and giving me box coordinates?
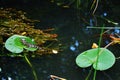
[5,35,38,53]
[5,35,24,53]
[76,48,115,70]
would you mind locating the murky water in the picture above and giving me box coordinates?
[0,0,120,80]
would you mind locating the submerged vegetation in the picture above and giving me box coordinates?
[0,8,60,80]
[0,8,59,56]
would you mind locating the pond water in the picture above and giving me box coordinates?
[0,0,120,80]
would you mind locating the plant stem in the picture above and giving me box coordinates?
[93,25,104,80]
[92,0,99,15]
[85,67,93,80]
[93,29,114,80]
[24,53,38,80]
[104,41,114,49]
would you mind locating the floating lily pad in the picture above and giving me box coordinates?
[5,35,24,53]
[76,48,115,70]
[5,35,37,53]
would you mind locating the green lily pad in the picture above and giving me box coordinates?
[5,35,24,53]
[5,35,38,53]
[76,48,115,70]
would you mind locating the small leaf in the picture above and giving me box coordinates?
[5,35,24,53]
[5,35,38,53]
[76,48,115,70]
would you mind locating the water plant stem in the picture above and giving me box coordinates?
[104,41,114,49]
[24,53,38,80]
[93,25,104,80]
[85,67,93,80]
[91,0,99,15]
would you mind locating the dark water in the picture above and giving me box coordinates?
[1,0,120,80]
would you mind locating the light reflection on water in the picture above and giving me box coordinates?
[70,37,80,52]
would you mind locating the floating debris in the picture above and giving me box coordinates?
[50,75,66,80]
[92,43,98,48]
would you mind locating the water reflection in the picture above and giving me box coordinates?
[70,37,80,53]
[114,29,120,34]
[103,12,107,16]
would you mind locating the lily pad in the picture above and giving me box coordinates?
[5,35,24,53]
[76,48,115,70]
[5,35,37,53]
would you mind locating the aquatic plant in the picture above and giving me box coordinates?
[76,48,115,70]
[5,35,38,53]
[0,8,59,80]
[4,35,39,80]
[0,8,58,55]
[75,26,120,80]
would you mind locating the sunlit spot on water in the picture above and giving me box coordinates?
[100,12,107,17]
[0,67,2,72]
[1,76,12,80]
[70,45,76,51]
[75,40,79,47]
[8,77,12,80]
[103,12,107,16]
[114,29,120,34]
[70,37,80,53]
[110,28,120,38]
